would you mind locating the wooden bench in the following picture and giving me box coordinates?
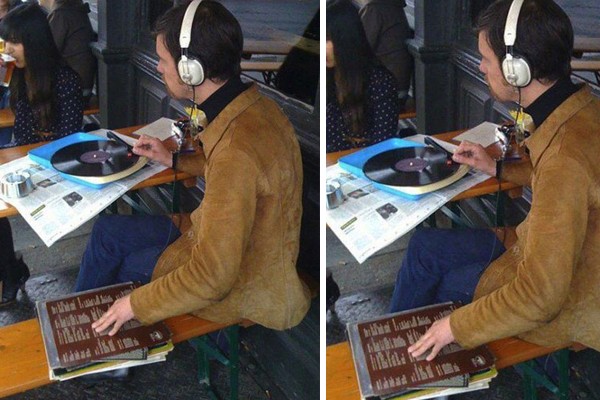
[326,337,584,400]
[0,272,318,399]
[0,314,249,399]
[0,107,100,129]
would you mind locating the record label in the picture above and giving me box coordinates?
[51,141,139,177]
[363,147,460,187]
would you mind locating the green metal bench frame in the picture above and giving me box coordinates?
[189,325,241,400]
[515,348,570,400]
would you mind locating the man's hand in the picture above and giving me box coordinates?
[452,140,496,177]
[133,135,173,167]
[91,294,135,336]
[408,316,454,361]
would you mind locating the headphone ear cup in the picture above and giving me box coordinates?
[502,55,531,87]
[177,56,205,86]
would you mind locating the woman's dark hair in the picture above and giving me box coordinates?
[476,0,573,83]
[153,0,243,82]
[0,3,63,131]
[326,0,376,136]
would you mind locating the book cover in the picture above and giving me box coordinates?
[36,282,172,377]
[346,302,495,399]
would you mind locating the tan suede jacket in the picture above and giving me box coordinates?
[451,86,600,351]
[130,85,311,330]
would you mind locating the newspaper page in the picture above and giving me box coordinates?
[326,164,489,263]
[0,134,168,247]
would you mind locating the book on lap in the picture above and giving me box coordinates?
[346,302,496,399]
[36,282,173,381]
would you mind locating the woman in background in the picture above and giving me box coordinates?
[40,0,97,107]
[0,3,83,305]
[0,0,22,146]
[326,0,400,153]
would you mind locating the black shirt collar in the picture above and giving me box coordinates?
[524,77,579,128]
[194,76,250,124]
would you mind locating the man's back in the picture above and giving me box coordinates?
[131,85,311,331]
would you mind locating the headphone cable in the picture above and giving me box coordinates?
[480,88,522,274]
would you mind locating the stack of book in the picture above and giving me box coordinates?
[36,282,174,381]
[347,302,497,400]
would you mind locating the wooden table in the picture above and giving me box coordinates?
[571,36,600,83]
[573,36,600,55]
[0,125,195,219]
[326,130,523,202]
[243,25,318,56]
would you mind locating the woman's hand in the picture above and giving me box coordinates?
[133,134,173,167]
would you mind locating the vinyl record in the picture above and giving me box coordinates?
[51,140,139,177]
[363,147,460,187]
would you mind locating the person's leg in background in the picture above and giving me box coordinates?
[75,214,181,292]
[0,87,13,146]
[389,228,505,312]
[0,217,30,305]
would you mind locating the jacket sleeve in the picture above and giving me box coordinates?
[129,146,258,324]
[53,70,83,138]
[48,11,68,53]
[177,149,207,177]
[367,70,400,139]
[450,154,590,348]
[501,159,533,187]
[359,5,381,50]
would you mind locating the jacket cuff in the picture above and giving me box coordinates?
[130,286,155,326]
[449,307,477,349]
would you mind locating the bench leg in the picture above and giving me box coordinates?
[522,363,538,400]
[556,348,569,400]
[516,349,570,400]
[190,325,240,400]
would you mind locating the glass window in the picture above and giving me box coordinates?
[134,0,320,107]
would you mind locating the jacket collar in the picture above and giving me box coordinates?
[199,83,261,159]
[525,85,594,169]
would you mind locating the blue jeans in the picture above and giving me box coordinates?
[389,228,506,312]
[75,215,181,292]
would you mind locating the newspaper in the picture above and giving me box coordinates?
[0,130,168,247]
[326,135,490,264]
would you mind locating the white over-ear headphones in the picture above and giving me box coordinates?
[178,0,205,86]
[502,0,531,87]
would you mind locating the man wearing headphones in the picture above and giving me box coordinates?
[79,0,311,337]
[390,0,600,362]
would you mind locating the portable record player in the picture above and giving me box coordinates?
[339,138,469,199]
[28,132,148,189]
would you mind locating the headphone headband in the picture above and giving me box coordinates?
[502,0,531,87]
[503,0,524,47]
[177,0,205,86]
[180,0,203,51]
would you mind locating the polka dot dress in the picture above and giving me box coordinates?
[11,65,83,146]
[326,65,400,152]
